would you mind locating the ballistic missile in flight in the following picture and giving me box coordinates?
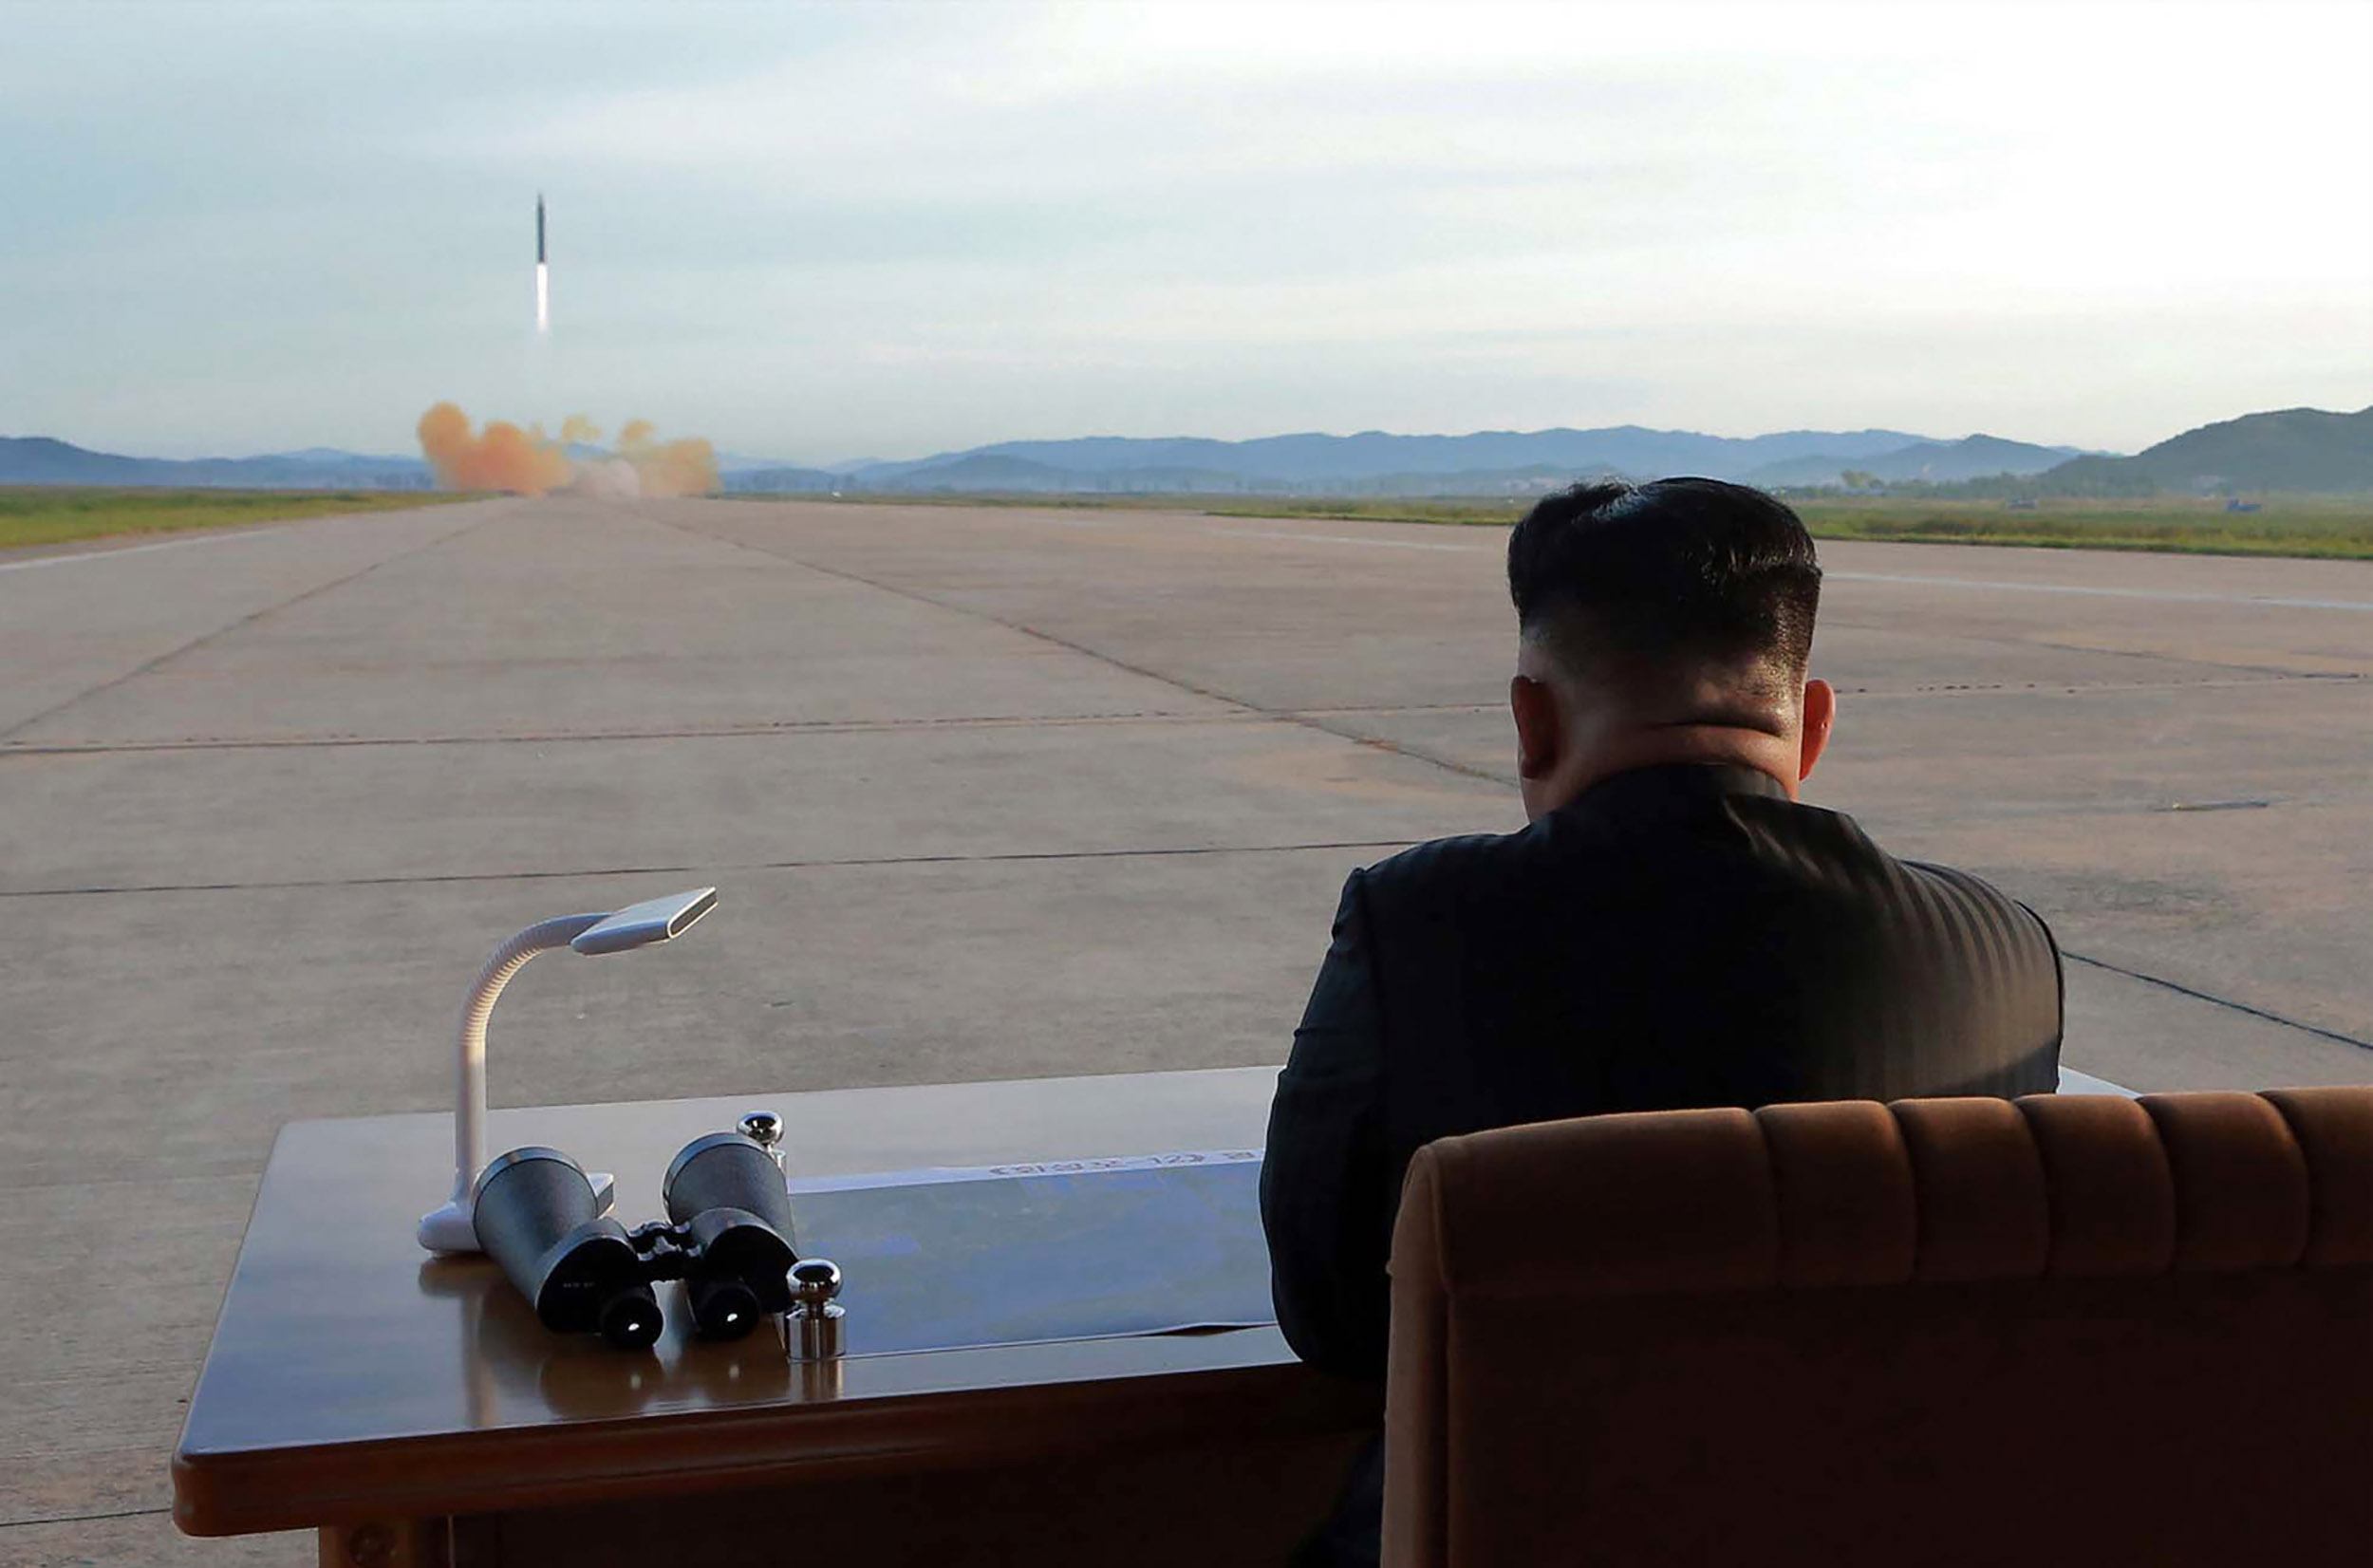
[534,194,550,333]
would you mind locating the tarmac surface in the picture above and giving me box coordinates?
[4,495,2369,1563]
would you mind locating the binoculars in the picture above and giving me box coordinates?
[472,1119,801,1351]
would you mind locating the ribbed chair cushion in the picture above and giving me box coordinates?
[1383,1087,2373,1568]
[2266,1088,2373,1265]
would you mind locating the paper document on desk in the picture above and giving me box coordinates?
[786,1147,1262,1193]
[784,1151,1273,1357]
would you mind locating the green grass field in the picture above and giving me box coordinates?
[0,487,475,552]
[1788,496,2373,559]
[1198,495,2373,560]
[731,489,2373,560]
[26,484,2367,562]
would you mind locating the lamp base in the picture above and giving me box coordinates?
[417,1171,614,1254]
[417,1200,478,1254]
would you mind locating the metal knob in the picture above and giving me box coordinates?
[787,1257,844,1362]
[738,1110,786,1171]
[791,1257,839,1303]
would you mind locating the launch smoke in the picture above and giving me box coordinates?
[416,402,719,498]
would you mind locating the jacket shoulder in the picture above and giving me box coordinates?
[1355,828,1534,905]
[1898,856,2056,941]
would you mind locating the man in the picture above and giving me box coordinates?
[1261,478,2063,1562]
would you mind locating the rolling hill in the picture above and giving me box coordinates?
[1743,434,2081,488]
[2031,406,2373,495]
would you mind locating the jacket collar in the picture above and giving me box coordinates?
[1564,760,1791,820]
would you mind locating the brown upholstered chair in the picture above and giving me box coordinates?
[1383,1089,2373,1567]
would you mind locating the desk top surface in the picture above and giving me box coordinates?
[171,1066,1361,1536]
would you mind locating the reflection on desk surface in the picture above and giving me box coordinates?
[795,1156,1274,1356]
[420,1257,801,1421]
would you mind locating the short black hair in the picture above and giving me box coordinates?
[1507,477,1822,692]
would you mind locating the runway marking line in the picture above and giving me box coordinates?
[0,836,1428,900]
[2063,951,2371,1054]
[0,513,487,744]
[0,527,290,573]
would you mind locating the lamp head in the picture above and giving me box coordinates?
[570,887,719,956]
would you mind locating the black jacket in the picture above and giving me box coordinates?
[1261,761,2064,1382]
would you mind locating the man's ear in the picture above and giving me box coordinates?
[1798,677,1836,783]
[1511,674,1561,779]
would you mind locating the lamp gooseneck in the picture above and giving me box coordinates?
[417,888,719,1255]
[419,915,604,1253]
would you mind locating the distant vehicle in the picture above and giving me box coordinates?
[2226,498,2262,513]
[2004,498,2039,511]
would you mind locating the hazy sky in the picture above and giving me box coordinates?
[4,1,2367,461]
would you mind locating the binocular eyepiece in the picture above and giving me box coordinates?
[472,1125,800,1351]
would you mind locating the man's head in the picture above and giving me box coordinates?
[1506,477,1834,819]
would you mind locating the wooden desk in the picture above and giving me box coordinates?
[172,1068,1376,1566]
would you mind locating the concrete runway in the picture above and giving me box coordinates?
[4,495,2369,1563]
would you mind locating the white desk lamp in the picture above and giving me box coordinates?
[417,888,719,1254]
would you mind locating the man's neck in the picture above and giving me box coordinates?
[1531,727,1799,820]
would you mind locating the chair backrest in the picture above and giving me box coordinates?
[1383,1089,2372,1568]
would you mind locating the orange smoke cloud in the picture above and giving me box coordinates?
[416,402,719,499]
[616,420,719,500]
[417,402,573,496]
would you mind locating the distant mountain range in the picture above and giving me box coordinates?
[732,425,2007,495]
[0,436,439,490]
[693,407,2373,497]
[0,439,798,490]
[732,424,2105,495]
[6,404,2365,496]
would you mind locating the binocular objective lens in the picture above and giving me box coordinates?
[663,1132,799,1240]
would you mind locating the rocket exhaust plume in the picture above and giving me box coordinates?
[534,194,550,333]
[417,402,719,498]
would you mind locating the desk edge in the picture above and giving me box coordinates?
[172,1354,1379,1537]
